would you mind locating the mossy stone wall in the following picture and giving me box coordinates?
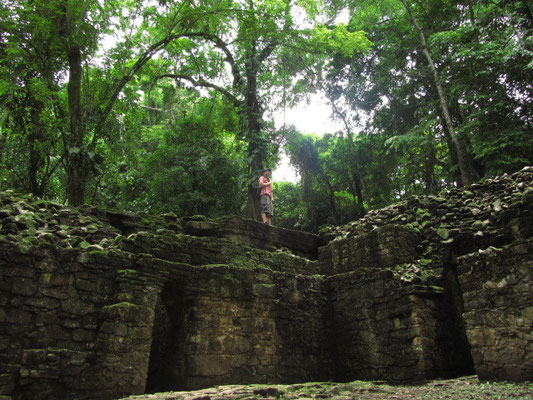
[0,167,532,400]
[458,239,533,381]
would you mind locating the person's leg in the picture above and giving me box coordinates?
[267,198,273,225]
[260,195,273,225]
[260,195,270,224]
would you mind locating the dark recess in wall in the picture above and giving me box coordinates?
[441,261,476,377]
[146,281,190,393]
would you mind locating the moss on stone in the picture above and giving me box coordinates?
[436,227,450,240]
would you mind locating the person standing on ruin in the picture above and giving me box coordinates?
[258,168,273,225]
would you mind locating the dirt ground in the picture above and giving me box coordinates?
[121,376,533,400]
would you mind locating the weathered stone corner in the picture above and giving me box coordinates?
[457,239,533,381]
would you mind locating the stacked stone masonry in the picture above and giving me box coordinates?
[458,239,533,381]
[0,167,531,400]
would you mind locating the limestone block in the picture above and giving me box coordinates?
[5,309,32,325]
[458,238,533,381]
[99,302,154,326]
[320,225,421,274]
[252,283,278,299]
[12,277,37,296]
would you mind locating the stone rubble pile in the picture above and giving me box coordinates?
[323,167,532,244]
[0,193,120,252]
[320,166,532,281]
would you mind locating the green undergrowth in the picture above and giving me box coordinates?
[122,376,533,400]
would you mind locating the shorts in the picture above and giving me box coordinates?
[260,194,273,217]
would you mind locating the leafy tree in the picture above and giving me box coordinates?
[427,0,533,176]
[284,130,366,231]
[1,0,237,205]
[2,0,530,231]
[149,0,371,219]
[321,0,532,207]
[87,79,247,216]
[285,130,322,230]
[271,181,305,230]
[0,0,65,197]
[398,0,475,186]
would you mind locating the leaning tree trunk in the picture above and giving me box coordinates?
[400,0,474,187]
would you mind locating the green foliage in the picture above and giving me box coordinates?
[1,0,531,227]
[282,130,368,231]
[272,181,305,230]
[90,88,247,216]
[318,0,533,213]
[311,24,372,57]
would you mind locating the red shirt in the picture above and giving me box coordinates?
[259,175,273,199]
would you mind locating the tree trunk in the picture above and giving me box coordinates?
[399,0,474,186]
[28,129,43,197]
[244,55,266,221]
[247,133,263,221]
[346,175,359,214]
[328,96,366,216]
[352,169,366,217]
[247,185,261,221]
[441,121,462,185]
[302,170,316,231]
[65,44,89,206]
[322,173,339,224]
[245,110,264,221]
[65,155,88,205]
[449,98,485,178]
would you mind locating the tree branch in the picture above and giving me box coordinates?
[139,104,164,112]
[91,33,186,149]
[257,3,293,65]
[258,41,278,64]
[183,32,244,89]
[154,73,241,106]
[91,30,246,151]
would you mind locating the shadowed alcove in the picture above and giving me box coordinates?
[145,280,191,393]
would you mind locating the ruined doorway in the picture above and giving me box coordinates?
[439,261,476,377]
[145,281,190,393]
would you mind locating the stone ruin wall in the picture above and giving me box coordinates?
[0,167,531,400]
[0,213,332,400]
[320,225,474,382]
[458,239,533,381]
[320,167,532,383]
